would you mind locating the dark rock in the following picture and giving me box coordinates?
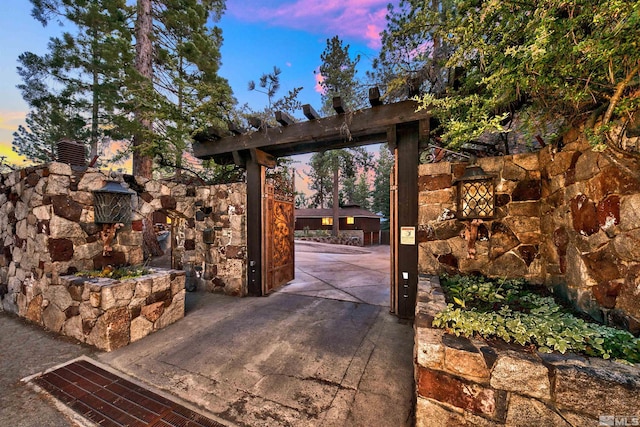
[416,367,501,418]
[570,194,599,236]
[518,245,539,267]
[512,180,542,201]
[64,305,80,318]
[160,195,177,210]
[92,252,127,269]
[437,253,458,269]
[51,195,83,222]
[495,193,511,207]
[48,239,74,262]
[418,174,452,191]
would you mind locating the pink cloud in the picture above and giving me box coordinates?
[228,0,396,49]
[314,68,326,94]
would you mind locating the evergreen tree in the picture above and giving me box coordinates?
[14,0,132,163]
[372,144,394,224]
[317,36,365,116]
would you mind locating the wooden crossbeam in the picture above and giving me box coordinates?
[229,122,245,135]
[248,116,266,129]
[369,87,382,106]
[303,104,321,120]
[275,111,295,127]
[333,96,345,114]
[193,100,430,160]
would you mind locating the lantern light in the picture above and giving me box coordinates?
[93,180,135,224]
[454,162,495,220]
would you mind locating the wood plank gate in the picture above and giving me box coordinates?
[262,183,295,294]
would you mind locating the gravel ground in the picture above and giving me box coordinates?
[0,312,95,426]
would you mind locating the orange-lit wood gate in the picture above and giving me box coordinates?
[262,183,295,294]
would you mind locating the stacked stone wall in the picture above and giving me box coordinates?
[0,163,248,346]
[539,131,640,333]
[415,276,640,427]
[418,134,640,332]
[418,153,544,284]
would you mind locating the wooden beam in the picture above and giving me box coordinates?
[193,100,430,159]
[250,148,276,168]
[232,151,246,167]
[275,111,295,127]
[248,116,266,129]
[303,104,321,120]
[333,96,345,114]
[229,122,245,135]
[369,87,382,106]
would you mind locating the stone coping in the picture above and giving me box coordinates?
[54,268,186,352]
[415,275,640,426]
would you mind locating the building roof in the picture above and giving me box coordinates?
[295,206,381,219]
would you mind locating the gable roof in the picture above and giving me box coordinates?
[295,207,381,219]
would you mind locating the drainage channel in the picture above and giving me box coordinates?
[30,359,227,427]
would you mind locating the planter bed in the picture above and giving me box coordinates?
[52,269,186,351]
[414,275,640,427]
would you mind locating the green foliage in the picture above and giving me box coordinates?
[318,36,366,116]
[371,144,393,220]
[377,0,640,150]
[433,275,640,363]
[76,265,151,280]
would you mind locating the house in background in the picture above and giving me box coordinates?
[295,205,382,246]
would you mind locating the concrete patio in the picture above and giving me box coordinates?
[94,242,414,426]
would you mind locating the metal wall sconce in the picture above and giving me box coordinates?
[454,162,495,220]
[93,180,135,256]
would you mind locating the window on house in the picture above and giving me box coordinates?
[321,217,333,226]
[346,216,355,225]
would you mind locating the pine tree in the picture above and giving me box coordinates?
[372,144,394,225]
[14,0,133,163]
[317,36,365,116]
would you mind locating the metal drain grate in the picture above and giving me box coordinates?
[32,359,227,427]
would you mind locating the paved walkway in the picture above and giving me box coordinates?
[2,242,415,427]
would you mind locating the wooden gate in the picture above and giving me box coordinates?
[262,183,295,294]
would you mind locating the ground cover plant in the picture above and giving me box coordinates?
[76,265,151,281]
[433,275,640,363]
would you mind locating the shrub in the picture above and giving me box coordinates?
[433,274,640,363]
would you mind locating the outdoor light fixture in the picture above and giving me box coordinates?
[93,180,135,256]
[94,180,135,224]
[454,161,495,220]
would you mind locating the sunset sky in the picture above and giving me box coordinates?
[0,0,395,175]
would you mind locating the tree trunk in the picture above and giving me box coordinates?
[133,0,154,179]
[135,0,161,257]
[332,164,339,237]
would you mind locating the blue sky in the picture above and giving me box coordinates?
[0,0,396,168]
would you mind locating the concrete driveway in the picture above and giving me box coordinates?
[98,242,415,427]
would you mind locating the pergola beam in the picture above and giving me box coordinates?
[193,100,429,160]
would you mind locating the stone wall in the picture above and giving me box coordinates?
[539,132,640,333]
[55,270,185,351]
[418,134,640,331]
[415,276,640,427]
[418,152,544,284]
[0,163,248,345]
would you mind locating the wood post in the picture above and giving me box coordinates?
[246,154,264,296]
[394,121,420,319]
